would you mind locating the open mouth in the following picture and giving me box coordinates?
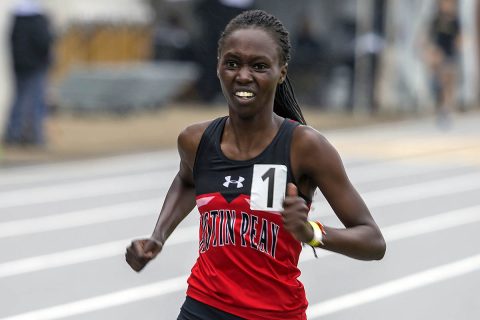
[234,91,256,100]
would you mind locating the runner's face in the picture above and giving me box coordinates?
[217,28,287,118]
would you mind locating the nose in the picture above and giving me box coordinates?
[236,66,253,83]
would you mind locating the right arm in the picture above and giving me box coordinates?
[125,121,210,272]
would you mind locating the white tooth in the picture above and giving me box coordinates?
[236,91,253,97]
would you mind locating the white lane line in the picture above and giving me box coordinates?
[300,203,480,262]
[0,154,450,189]
[0,225,197,278]
[3,219,480,320]
[347,162,461,185]
[2,168,480,237]
[0,241,130,279]
[0,156,467,209]
[0,275,188,320]
[362,171,480,207]
[307,253,480,318]
[0,199,162,238]
[0,170,177,210]
[0,150,179,187]
[2,204,480,279]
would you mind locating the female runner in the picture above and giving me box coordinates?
[126,10,386,320]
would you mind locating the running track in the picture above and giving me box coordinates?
[1,113,479,320]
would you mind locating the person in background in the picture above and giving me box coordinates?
[2,0,53,147]
[429,0,461,127]
[194,0,254,103]
[328,17,357,111]
[289,14,327,106]
[126,10,385,320]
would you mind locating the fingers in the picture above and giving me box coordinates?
[143,238,163,258]
[286,182,298,197]
[282,183,310,242]
[125,239,161,272]
[282,199,309,225]
[125,240,148,272]
[283,183,306,208]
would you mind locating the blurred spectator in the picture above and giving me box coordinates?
[3,0,53,147]
[354,0,386,113]
[428,0,461,126]
[194,0,254,102]
[152,13,195,62]
[327,17,356,111]
[289,14,327,106]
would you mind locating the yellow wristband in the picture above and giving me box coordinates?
[307,221,324,247]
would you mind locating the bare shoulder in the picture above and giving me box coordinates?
[177,120,213,167]
[292,125,337,156]
[291,125,343,174]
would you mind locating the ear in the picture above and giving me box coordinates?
[278,63,288,84]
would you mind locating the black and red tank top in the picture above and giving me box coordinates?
[186,116,308,320]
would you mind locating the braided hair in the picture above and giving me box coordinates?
[218,10,307,125]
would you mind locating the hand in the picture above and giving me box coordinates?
[125,238,163,272]
[281,183,313,243]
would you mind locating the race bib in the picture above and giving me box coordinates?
[250,164,287,212]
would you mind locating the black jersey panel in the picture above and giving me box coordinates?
[193,117,299,203]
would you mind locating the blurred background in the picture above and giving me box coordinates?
[0,0,478,163]
[1,1,480,320]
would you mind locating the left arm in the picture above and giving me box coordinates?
[282,126,386,261]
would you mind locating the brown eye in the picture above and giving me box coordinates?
[226,61,238,69]
[253,63,268,71]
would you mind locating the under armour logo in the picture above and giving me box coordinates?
[223,176,245,188]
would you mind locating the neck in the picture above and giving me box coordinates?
[222,112,283,160]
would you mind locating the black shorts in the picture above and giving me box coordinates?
[177,296,244,320]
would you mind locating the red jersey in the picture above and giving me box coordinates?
[186,117,308,320]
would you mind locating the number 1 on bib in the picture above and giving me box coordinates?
[250,164,287,212]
